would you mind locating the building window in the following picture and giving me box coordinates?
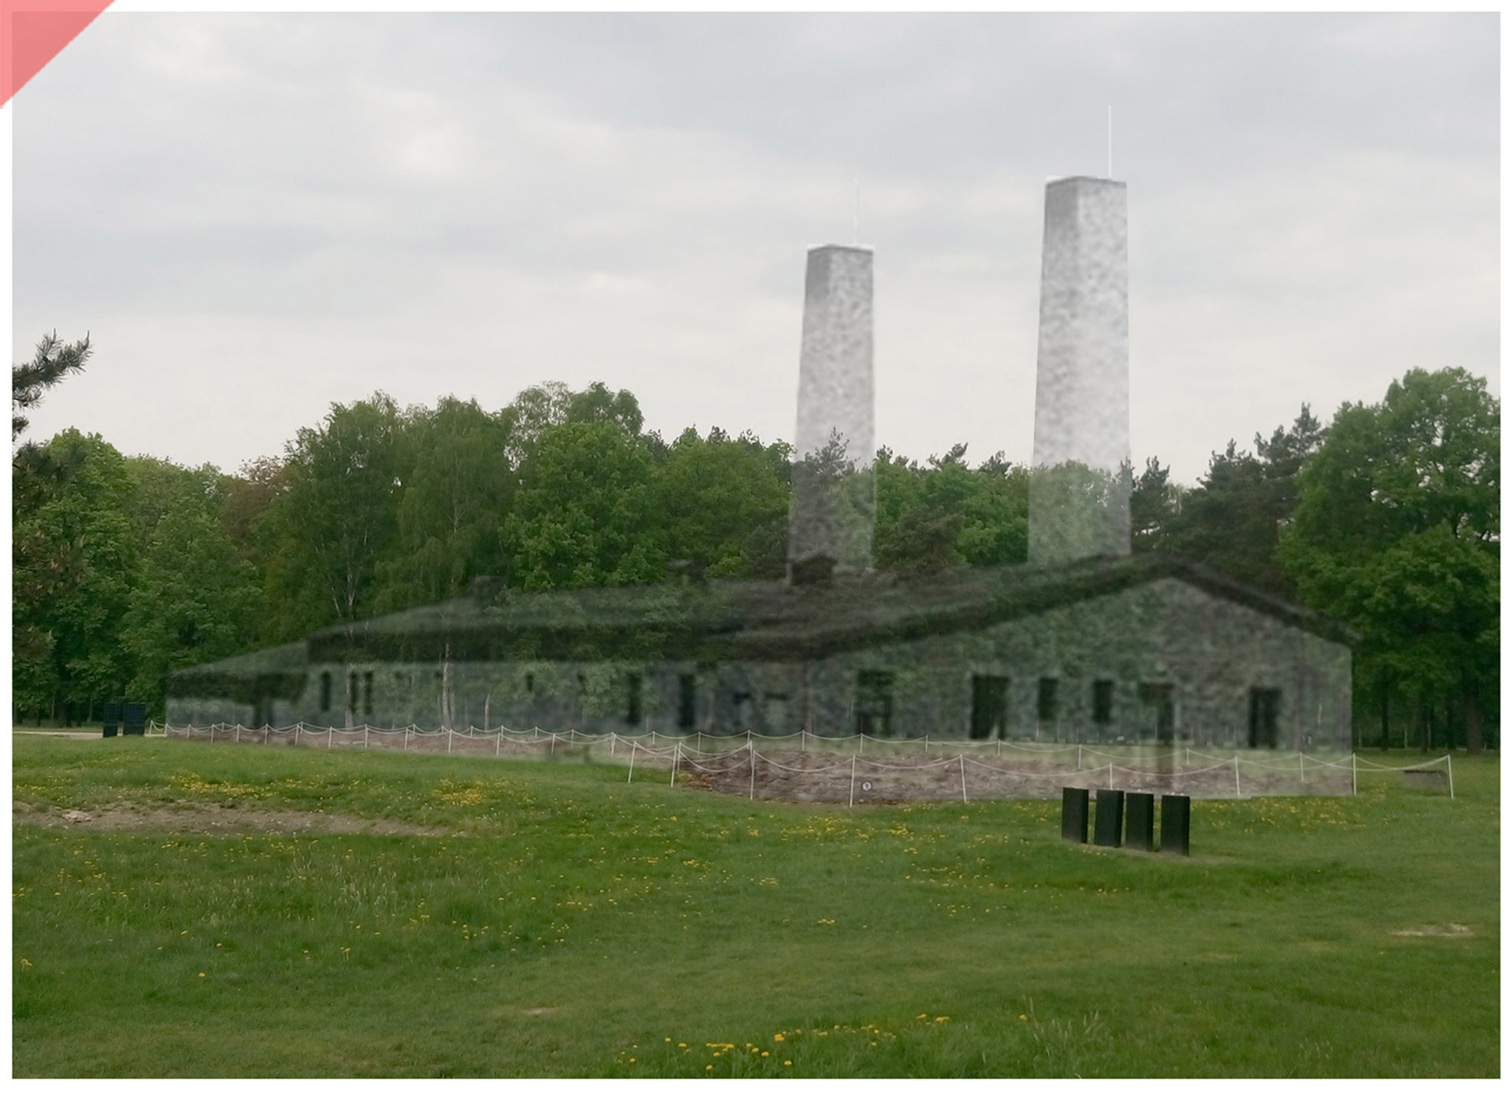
[678,674,696,729]
[970,675,1008,739]
[625,673,643,726]
[1037,678,1059,723]
[320,671,332,712]
[855,671,894,736]
[1249,687,1281,749]
[1092,680,1114,725]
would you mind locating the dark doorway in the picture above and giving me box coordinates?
[1092,680,1114,727]
[625,673,643,725]
[677,674,696,729]
[855,671,894,736]
[1037,678,1059,726]
[1248,688,1281,749]
[970,675,1009,739]
[1138,683,1175,743]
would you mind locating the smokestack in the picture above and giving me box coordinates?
[1028,177,1131,565]
[788,244,875,579]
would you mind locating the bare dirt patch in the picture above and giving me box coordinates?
[1391,924,1475,938]
[12,800,454,837]
[675,748,1353,803]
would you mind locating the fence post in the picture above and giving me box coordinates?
[1351,751,1357,796]
[1076,744,1081,770]
[404,727,410,752]
[849,755,857,809]
[628,742,636,784]
[1299,751,1305,784]
[1447,754,1454,800]
[327,726,333,749]
[496,731,501,758]
[364,726,369,750]
[236,724,241,745]
[1234,755,1241,798]
[959,755,967,804]
[448,728,453,755]
[670,741,679,787]
[749,744,756,800]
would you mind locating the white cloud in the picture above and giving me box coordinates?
[11,13,1497,486]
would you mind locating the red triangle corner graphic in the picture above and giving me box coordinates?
[1,0,114,108]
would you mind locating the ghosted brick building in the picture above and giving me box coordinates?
[167,553,1354,750]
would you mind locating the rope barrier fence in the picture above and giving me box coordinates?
[154,719,1461,802]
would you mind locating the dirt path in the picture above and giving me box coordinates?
[12,800,455,837]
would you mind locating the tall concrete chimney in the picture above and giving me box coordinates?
[1028,177,1131,565]
[788,244,875,577]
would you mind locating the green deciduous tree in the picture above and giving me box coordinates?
[375,397,515,611]
[1280,369,1498,751]
[12,429,136,724]
[656,426,791,578]
[875,445,1029,569]
[120,492,260,716]
[256,393,409,642]
[506,418,663,590]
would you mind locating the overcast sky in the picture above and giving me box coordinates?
[9,12,1499,484]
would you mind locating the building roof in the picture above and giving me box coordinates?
[291,553,1356,665]
[171,554,1356,685]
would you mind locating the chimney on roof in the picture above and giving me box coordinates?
[1028,176,1132,565]
[787,244,876,580]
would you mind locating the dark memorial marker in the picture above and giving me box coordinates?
[1093,789,1124,847]
[1125,792,1155,851]
[1061,787,1089,843]
[123,702,146,736]
[1160,794,1191,856]
[102,701,120,738]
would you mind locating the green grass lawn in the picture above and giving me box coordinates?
[12,736,1499,1077]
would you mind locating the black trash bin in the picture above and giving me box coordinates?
[102,701,120,738]
[1125,792,1155,851]
[1093,789,1124,847]
[1061,787,1089,843]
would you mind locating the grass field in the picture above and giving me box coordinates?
[12,735,1499,1077]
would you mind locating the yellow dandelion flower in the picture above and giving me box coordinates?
[774,1033,785,1042]
[785,1061,792,1066]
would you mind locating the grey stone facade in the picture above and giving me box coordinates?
[168,555,1354,751]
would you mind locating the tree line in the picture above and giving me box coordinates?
[12,337,1498,749]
